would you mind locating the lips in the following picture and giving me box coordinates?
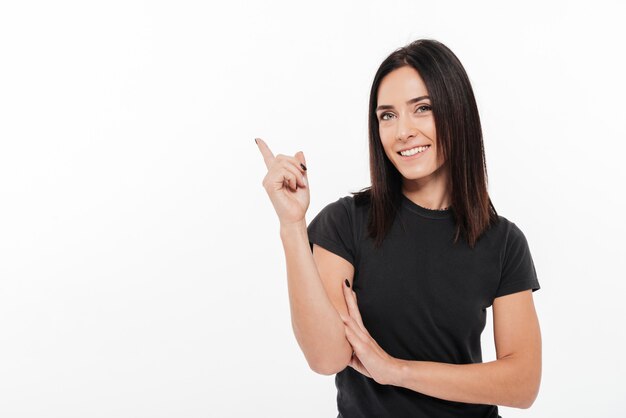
[397,144,430,156]
[397,144,431,155]
[398,145,431,160]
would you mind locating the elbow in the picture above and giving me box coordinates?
[309,350,352,376]
[509,353,541,409]
[517,396,536,410]
[509,393,534,410]
[515,376,541,409]
[518,386,540,409]
[310,362,347,376]
[515,397,533,410]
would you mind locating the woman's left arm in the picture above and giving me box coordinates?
[341,285,542,409]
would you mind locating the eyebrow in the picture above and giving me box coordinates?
[376,95,431,112]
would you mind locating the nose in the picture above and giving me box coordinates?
[395,112,417,142]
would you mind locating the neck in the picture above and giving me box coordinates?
[402,170,451,210]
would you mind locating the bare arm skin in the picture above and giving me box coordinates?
[280,219,354,375]
[255,137,354,375]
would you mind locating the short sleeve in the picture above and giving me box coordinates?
[307,197,356,267]
[494,222,541,299]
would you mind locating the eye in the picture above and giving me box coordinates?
[380,112,393,121]
[379,105,432,121]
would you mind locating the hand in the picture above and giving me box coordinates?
[255,138,310,226]
[340,280,402,386]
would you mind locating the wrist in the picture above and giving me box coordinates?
[389,358,407,387]
[279,218,307,237]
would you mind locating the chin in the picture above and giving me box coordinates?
[397,164,437,178]
[403,171,436,181]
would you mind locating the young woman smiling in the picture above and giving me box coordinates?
[256,38,541,418]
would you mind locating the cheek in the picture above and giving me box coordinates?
[378,125,388,140]
[383,140,398,160]
[426,120,436,141]
[378,131,394,151]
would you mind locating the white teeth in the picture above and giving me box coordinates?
[400,145,430,156]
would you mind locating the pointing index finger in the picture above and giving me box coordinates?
[255,138,275,170]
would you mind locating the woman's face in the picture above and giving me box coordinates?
[376,66,446,183]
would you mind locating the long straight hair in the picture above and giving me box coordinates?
[351,39,499,249]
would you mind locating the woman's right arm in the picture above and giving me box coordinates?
[255,137,352,375]
[280,219,354,375]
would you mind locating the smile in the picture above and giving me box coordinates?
[398,145,430,159]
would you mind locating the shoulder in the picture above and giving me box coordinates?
[479,214,533,259]
[318,194,368,217]
[490,214,535,265]
[308,195,357,228]
[496,215,530,243]
[491,213,540,299]
[486,214,527,240]
[308,194,368,238]
[314,195,354,217]
[337,195,354,209]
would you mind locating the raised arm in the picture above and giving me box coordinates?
[255,137,353,374]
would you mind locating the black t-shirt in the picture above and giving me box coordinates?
[307,194,540,418]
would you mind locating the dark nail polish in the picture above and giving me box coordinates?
[254,138,258,145]
[300,163,307,171]
[345,279,350,288]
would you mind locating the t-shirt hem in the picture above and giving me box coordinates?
[309,236,355,268]
[494,279,541,299]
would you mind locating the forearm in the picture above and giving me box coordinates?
[280,219,351,374]
[390,356,537,409]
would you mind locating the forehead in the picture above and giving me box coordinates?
[377,66,429,103]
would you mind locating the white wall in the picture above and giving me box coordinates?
[1,0,624,416]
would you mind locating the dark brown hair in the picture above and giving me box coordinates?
[351,38,498,249]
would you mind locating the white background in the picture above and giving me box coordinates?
[1,1,625,417]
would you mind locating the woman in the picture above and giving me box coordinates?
[256,38,541,418]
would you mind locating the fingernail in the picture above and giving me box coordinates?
[300,163,307,171]
[345,279,350,288]
[254,138,258,145]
